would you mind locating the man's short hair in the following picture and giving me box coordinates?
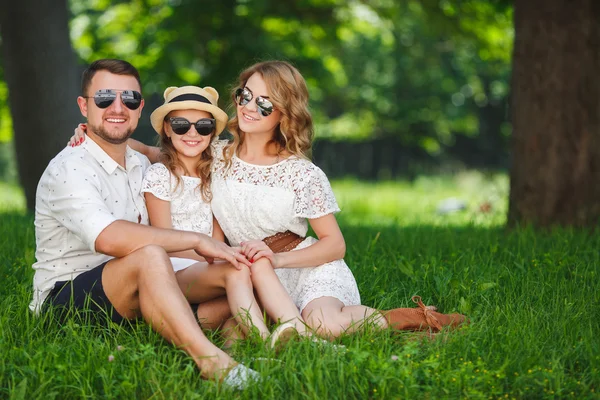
[81,59,142,96]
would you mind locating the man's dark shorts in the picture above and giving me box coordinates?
[44,262,201,325]
[44,261,127,324]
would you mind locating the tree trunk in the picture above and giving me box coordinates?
[508,0,600,227]
[0,0,81,211]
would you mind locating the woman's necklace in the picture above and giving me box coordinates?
[274,145,282,164]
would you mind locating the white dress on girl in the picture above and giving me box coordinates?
[141,163,213,272]
[210,140,361,312]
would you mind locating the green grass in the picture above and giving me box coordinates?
[1,174,599,399]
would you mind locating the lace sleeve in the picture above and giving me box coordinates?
[141,163,172,201]
[211,139,231,160]
[293,163,340,219]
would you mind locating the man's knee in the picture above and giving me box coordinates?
[130,245,171,275]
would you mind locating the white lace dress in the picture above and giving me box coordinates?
[141,163,212,272]
[211,140,361,312]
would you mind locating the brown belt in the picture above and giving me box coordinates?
[262,231,304,253]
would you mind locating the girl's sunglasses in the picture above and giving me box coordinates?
[167,117,215,136]
[86,89,143,110]
[235,87,274,117]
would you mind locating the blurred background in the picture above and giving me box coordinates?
[0,0,512,182]
[3,0,596,227]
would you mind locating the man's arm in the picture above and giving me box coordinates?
[96,220,250,268]
[127,138,160,164]
[46,161,249,268]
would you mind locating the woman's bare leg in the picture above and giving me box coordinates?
[301,296,388,339]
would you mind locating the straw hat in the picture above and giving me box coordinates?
[150,85,229,135]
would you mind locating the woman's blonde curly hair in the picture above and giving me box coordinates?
[223,60,314,166]
[157,114,215,202]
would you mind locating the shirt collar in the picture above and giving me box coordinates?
[83,135,141,174]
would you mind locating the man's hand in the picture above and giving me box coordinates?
[194,234,252,269]
[240,239,280,268]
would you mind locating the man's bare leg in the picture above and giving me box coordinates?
[101,245,237,380]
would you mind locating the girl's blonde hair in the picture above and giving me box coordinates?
[224,60,314,165]
[158,114,214,202]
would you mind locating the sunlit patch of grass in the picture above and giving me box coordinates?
[0,182,25,212]
[332,171,508,227]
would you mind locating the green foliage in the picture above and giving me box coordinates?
[0,1,514,183]
[1,175,599,398]
[63,0,512,147]
[0,52,12,143]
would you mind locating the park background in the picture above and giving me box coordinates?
[0,0,599,399]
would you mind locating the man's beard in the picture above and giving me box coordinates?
[88,123,134,145]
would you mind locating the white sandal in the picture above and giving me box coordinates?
[269,321,300,350]
[222,364,260,390]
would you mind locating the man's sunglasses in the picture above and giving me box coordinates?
[235,87,274,117]
[86,89,143,110]
[167,117,215,136]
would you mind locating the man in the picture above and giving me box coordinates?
[30,59,255,388]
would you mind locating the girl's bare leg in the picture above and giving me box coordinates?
[250,259,310,335]
[175,261,270,339]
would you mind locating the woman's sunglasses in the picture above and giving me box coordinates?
[86,89,143,110]
[167,117,215,135]
[235,87,274,117]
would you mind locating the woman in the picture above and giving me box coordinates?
[211,60,465,338]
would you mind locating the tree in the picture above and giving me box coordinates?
[0,0,81,210]
[508,0,600,227]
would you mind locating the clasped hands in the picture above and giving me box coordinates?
[194,235,278,270]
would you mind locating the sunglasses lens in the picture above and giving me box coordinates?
[94,89,117,108]
[169,118,191,135]
[93,89,142,110]
[235,88,252,106]
[194,119,216,136]
[121,90,142,110]
[256,97,274,117]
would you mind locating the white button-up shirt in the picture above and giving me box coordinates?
[30,136,150,312]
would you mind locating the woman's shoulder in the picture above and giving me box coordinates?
[283,157,331,188]
[285,157,324,175]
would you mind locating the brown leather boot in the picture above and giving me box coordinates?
[382,296,466,332]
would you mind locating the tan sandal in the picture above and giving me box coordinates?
[382,296,466,332]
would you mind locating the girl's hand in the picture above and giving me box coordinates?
[194,237,251,270]
[68,123,87,147]
[240,239,278,266]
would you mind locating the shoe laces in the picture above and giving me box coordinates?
[412,296,443,331]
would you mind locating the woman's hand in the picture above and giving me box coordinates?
[68,123,87,147]
[240,239,279,267]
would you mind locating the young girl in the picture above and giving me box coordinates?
[71,85,310,346]
[209,60,466,338]
[142,85,310,344]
